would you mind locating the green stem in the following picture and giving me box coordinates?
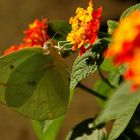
[77,82,107,100]
[98,31,111,38]
[124,128,140,140]
[98,68,115,89]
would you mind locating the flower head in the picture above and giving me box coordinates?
[105,11,140,90]
[24,19,49,47]
[3,18,49,55]
[67,0,102,55]
[3,43,24,55]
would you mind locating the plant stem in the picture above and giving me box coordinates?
[77,82,107,100]
[98,68,115,89]
[124,128,140,140]
[98,31,111,38]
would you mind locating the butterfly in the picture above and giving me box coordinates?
[0,44,70,121]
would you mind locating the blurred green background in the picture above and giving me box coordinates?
[0,0,138,140]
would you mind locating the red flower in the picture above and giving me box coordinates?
[24,19,49,47]
[3,18,49,55]
[105,11,140,90]
[3,43,24,55]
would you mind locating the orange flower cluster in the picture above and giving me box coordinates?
[106,11,140,90]
[3,19,49,55]
[67,0,102,55]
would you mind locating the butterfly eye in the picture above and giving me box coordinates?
[43,40,54,49]
[46,41,52,47]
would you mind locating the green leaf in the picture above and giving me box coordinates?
[0,47,70,121]
[70,39,109,89]
[70,50,97,89]
[42,116,64,140]
[108,72,120,87]
[107,20,118,34]
[65,118,107,140]
[108,65,126,87]
[93,80,114,107]
[108,112,137,140]
[32,120,43,139]
[120,3,140,19]
[100,58,118,72]
[32,116,64,140]
[94,82,140,140]
[101,57,126,87]
[48,20,71,41]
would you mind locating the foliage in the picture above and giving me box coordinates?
[32,116,64,140]
[120,3,140,19]
[48,20,71,41]
[0,1,140,140]
[65,118,107,140]
[70,39,109,89]
[107,20,118,34]
[94,82,140,140]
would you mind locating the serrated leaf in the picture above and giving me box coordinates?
[120,3,140,19]
[70,50,98,89]
[70,39,109,89]
[108,111,136,140]
[65,118,107,140]
[0,47,70,121]
[48,20,71,41]
[107,20,118,34]
[94,82,140,140]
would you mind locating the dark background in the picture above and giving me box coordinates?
[0,0,138,140]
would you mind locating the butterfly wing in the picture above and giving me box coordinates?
[0,47,42,101]
[0,47,70,121]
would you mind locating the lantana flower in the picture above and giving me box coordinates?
[105,11,140,90]
[67,0,102,55]
[3,19,49,55]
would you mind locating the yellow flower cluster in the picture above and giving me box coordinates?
[67,0,93,49]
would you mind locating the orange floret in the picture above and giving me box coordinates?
[105,11,140,90]
[24,18,49,47]
[67,0,102,55]
[3,18,49,55]
[3,43,24,55]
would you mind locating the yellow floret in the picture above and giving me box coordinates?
[67,0,93,48]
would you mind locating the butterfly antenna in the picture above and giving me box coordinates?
[50,32,57,41]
